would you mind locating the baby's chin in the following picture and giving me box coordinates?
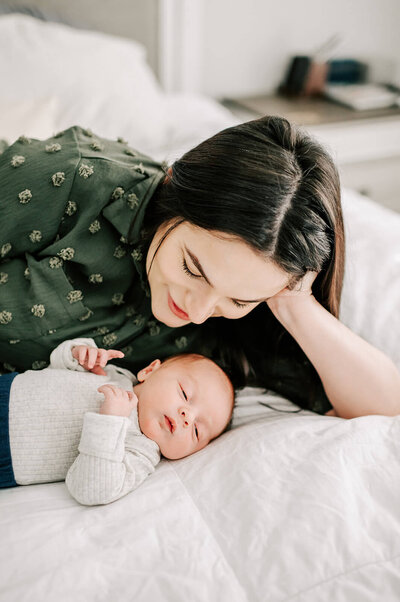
[159,446,187,461]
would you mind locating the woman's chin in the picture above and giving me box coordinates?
[163,315,188,328]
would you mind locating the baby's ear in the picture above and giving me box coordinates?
[136,359,161,382]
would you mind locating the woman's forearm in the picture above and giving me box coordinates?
[268,296,400,418]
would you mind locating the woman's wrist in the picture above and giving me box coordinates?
[267,294,319,331]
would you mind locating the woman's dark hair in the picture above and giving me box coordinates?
[141,115,345,412]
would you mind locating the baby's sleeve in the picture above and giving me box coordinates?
[65,412,160,505]
[48,338,97,370]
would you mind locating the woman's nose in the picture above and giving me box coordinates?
[186,291,216,324]
[179,407,193,427]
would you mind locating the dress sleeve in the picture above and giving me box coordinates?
[48,338,97,371]
[65,412,160,505]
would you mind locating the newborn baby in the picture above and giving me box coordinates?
[0,338,234,505]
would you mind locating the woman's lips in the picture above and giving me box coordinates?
[165,415,176,433]
[168,292,189,320]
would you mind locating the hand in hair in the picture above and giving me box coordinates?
[267,271,318,301]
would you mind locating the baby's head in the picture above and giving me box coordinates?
[133,353,234,460]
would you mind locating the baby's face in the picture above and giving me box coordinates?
[134,355,234,460]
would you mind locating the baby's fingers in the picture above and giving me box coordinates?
[97,384,115,398]
[97,349,109,368]
[87,347,100,370]
[107,349,125,361]
[127,390,138,405]
[90,365,107,376]
[77,346,89,366]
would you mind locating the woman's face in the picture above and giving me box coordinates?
[146,221,290,327]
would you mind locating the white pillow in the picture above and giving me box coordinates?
[340,188,400,370]
[153,93,240,162]
[0,14,166,152]
[0,96,58,141]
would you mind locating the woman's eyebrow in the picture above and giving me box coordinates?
[185,246,213,286]
[185,246,266,304]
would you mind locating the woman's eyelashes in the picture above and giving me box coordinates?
[181,255,250,309]
[182,257,200,278]
[231,299,249,309]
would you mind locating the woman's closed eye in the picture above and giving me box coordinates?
[182,257,200,279]
[182,256,250,309]
[231,299,249,309]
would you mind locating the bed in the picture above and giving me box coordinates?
[1,12,400,602]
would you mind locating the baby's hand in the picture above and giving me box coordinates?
[72,345,124,376]
[98,384,138,418]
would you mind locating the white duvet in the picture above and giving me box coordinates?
[0,14,400,602]
[1,380,400,602]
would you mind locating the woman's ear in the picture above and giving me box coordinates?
[136,359,161,382]
[164,166,172,183]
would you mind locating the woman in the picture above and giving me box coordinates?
[0,117,399,419]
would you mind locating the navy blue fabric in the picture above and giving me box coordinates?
[0,372,18,488]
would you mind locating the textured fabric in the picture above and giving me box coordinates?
[0,371,18,488]
[8,338,160,505]
[0,126,202,376]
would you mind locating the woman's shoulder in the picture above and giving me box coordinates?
[0,125,164,179]
[56,126,164,175]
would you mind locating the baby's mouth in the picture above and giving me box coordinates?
[164,415,176,433]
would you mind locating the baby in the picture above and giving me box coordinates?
[0,338,234,505]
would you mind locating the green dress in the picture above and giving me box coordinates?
[0,127,202,374]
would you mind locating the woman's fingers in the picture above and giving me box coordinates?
[272,270,319,298]
[298,270,319,292]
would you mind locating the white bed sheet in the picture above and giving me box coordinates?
[1,14,400,602]
[1,389,400,602]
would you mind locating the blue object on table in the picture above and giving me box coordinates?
[327,59,367,84]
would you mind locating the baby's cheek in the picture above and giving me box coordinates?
[139,416,158,442]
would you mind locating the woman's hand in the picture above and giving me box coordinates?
[98,384,138,418]
[72,345,124,375]
[266,271,318,316]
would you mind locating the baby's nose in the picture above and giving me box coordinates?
[179,407,193,427]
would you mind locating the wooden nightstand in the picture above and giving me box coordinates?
[221,95,400,213]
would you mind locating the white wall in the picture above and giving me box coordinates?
[200,0,400,98]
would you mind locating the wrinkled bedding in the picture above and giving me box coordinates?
[1,390,400,602]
